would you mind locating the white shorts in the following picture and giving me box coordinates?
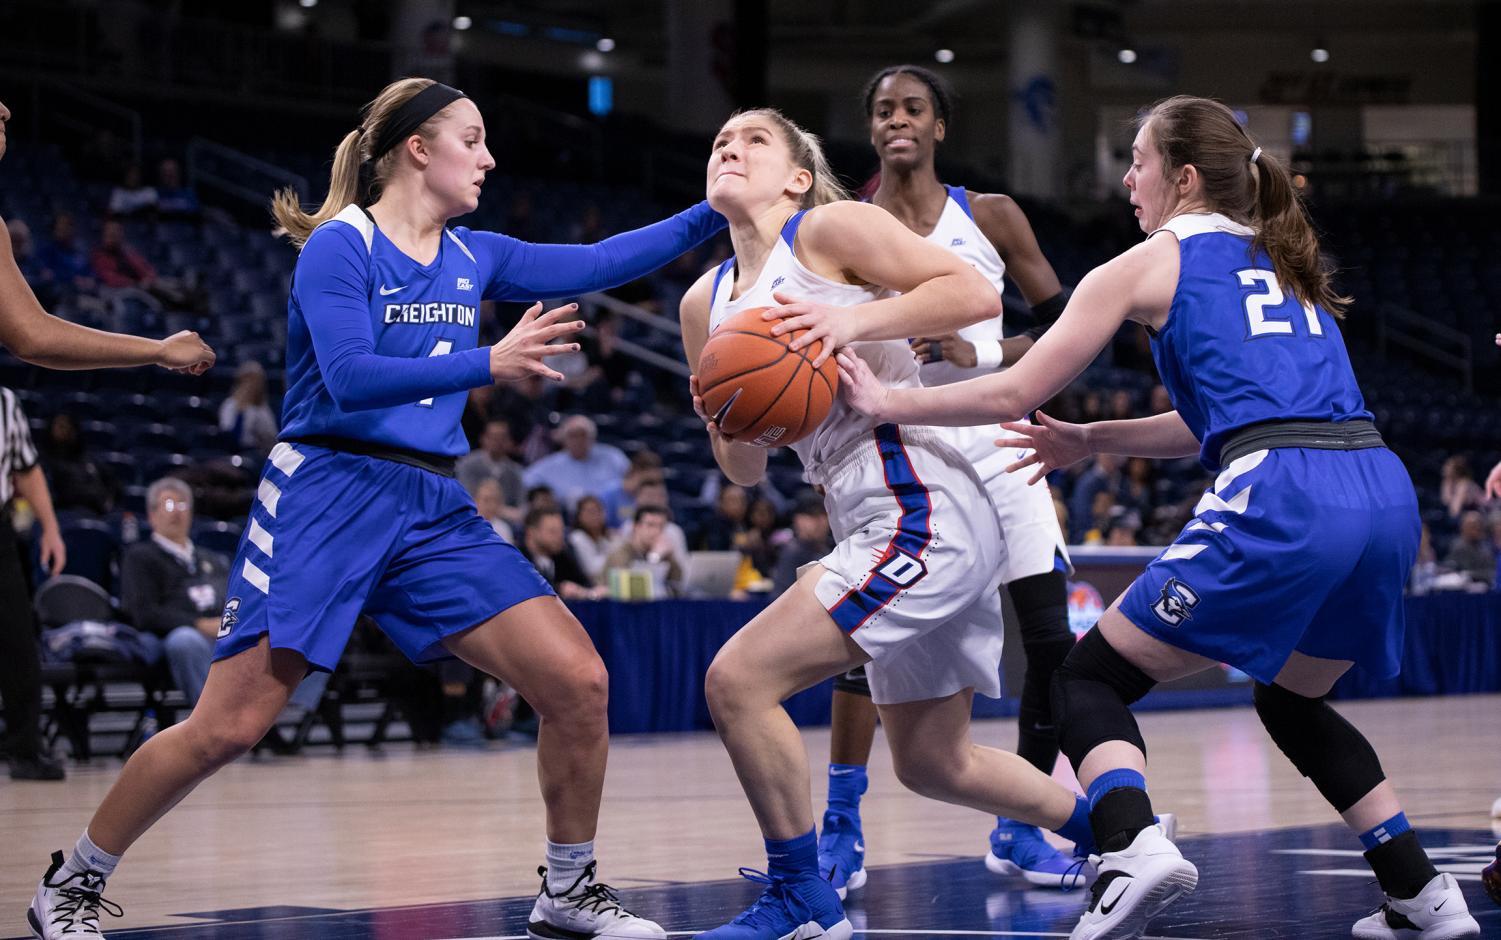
[952,424,1073,583]
[810,424,1007,705]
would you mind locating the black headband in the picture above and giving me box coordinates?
[366,82,466,164]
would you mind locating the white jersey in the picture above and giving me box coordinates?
[918,186,1008,387]
[910,185,1072,581]
[707,210,924,483]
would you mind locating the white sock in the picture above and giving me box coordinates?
[545,840,594,895]
[62,830,120,881]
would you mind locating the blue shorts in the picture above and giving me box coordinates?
[213,442,554,671]
[1118,446,1418,684]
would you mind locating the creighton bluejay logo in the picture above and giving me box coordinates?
[219,597,241,638]
[1151,578,1201,627]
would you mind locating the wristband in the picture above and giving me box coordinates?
[973,339,1005,370]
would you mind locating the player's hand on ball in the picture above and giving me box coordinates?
[158,330,215,374]
[836,351,889,420]
[765,290,857,368]
[689,374,731,441]
[491,302,584,383]
[911,334,976,368]
[997,410,1092,485]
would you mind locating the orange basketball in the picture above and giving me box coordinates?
[697,306,839,447]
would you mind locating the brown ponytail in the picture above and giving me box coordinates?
[1140,96,1350,317]
[271,77,455,247]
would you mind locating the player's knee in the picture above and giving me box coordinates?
[541,657,609,725]
[1009,572,1072,647]
[1051,628,1154,768]
[1253,681,1385,812]
[703,655,746,720]
[186,713,272,766]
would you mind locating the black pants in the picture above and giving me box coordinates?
[0,523,43,759]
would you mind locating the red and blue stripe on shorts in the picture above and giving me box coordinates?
[828,424,934,633]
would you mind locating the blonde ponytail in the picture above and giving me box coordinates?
[270,77,455,248]
[735,107,851,208]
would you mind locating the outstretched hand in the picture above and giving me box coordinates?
[490,302,584,383]
[996,410,1092,485]
[764,290,857,368]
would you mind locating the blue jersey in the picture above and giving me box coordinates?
[1150,213,1372,471]
[280,202,724,455]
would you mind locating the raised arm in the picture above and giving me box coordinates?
[972,191,1066,356]
[839,235,1177,427]
[299,228,583,411]
[0,217,214,372]
[770,201,1000,366]
[478,201,726,301]
[680,269,768,486]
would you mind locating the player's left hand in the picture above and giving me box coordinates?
[38,526,66,577]
[836,350,889,420]
[764,290,857,368]
[911,333,976,367]
[997,410,1092,485]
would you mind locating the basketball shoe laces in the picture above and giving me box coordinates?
[1059,855,1090,891]
[43,862,123,933]
[728,868,814,929]
[537,861,631,918]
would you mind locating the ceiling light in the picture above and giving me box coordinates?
[934,48,955,64]
[596,37,615,52]
[453,15,473,30]
[1118,48,1138,64]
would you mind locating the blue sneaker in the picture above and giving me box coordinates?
[694,868,852,940]
[985,820,1089,890]
[816,811,866,900]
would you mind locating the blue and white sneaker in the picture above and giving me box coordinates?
[694,868,852,940]
[817,811,866,900]
[985,820,1089,890]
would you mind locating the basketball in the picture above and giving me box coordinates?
[696,305,839,447]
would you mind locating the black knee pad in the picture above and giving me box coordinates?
[1050,628,1156,769]
[1253,681,1385,813]
[833,665,871,697]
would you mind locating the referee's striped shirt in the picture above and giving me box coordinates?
[0,387,39,505]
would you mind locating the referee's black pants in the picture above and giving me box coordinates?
[0,523,43,760]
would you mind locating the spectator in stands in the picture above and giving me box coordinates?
[520,414,629,511]
[771,496,832,595]
[604,505,684,596]
[120,477,232,705]
[1108,389,1136,421]
[39,413,116,516]
[456,417,524,518]
[6,219,37,281]
[491,372,555,463]
[0,386,67,780]
[1068,452,1123,543]
[218,361,279,457]
[1409,523,1439,595]
[1081,489,1121,545]
[1441,455,1486,520]
[601,449,664,527]
[696,483,750,551]
[1443,510,1495,588]
[574,312,636,411]
[526,483,560,516]
[91,218,197,311]
[568,494,617,585]
[154,158,201,220]
[623,480,689,562]
[34,212,95,296]
[107,164,158,218]
[517,506,601,600]
[472,478,514,543]
[1104,507,1142,547]
[742,496,782,577]
[1118,456,1157,517]
[1148,384,1173,414]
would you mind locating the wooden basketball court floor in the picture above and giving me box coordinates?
[3,694,1498,939]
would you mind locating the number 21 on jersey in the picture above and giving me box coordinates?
[1237,268,1324,339]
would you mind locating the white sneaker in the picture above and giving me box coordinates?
[527,862,667,940]
[1351,873,1479,939]
[1069,824,1197,940]
[28,851,122,939]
